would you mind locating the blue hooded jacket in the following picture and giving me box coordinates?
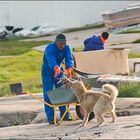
[83,35,104,51]
[41,43,73,123]
[42,43,73,76]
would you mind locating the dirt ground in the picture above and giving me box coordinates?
[0,93,140,139]
[0,115,140,139]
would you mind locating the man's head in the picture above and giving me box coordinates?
[101,32,109,40]
[55,33,66,50]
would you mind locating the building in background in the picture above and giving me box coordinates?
[0,1,139,29]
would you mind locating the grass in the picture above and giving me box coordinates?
[118,30,140,34]
[119,83,140,97]
[0,38,48,56]
[128,52,140,59]
[0,49,140,97]
[0,50,43,97]
[0,37,49,96]
[63,23,104,33]
[0,31,140,97]
[132,39,140,43]
[72,47,83,52]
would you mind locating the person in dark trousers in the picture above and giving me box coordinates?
[83,32,109,51]
[41,34,74,124]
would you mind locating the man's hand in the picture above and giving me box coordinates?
[67,67,73,78]
[54,66,61,77]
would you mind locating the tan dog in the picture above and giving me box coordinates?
[65,78,118,127]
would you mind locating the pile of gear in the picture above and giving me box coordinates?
[0,24,62,40]
[0,26,23,40]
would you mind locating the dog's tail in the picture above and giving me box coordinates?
[102,84,118,102]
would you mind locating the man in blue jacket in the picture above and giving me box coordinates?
[83,32,109,51]
[41,34,74,124]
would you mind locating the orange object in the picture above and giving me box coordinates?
[67,67,73,78]
[54,66,61,77]
[62,63,76,77]
[62,63,67,74]
[100,35,105,44]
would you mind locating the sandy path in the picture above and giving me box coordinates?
[0,115,140,139]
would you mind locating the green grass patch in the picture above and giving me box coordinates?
[0,50,43,97]
[0,39,48,56]
[132,39,140,43]
[7,36,34,41]
[72,47,83,52]
[128,52,140,58]
[8,35,53,40]
[0,50,140,97]
[118,30,140,34]
[119,83,140,97]
[63,23,104,33]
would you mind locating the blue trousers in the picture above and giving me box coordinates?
[42,73,69,123]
